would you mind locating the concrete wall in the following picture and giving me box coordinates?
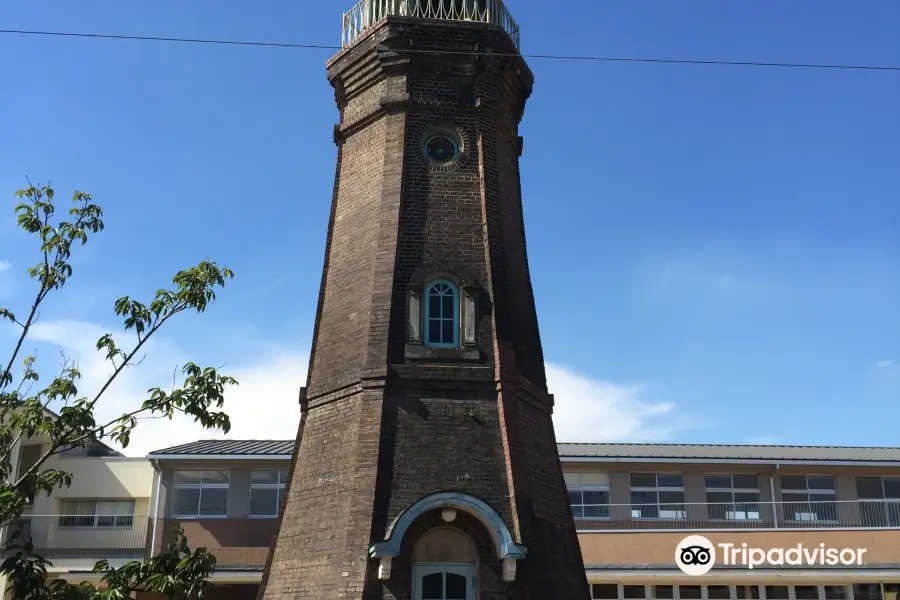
[27,450,153,514]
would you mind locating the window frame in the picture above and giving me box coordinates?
[248,469,289,519]
[17,444,43,506]
[780,474,838,523]
[856,476,900,500]
[629,472,686,520]
[423,278,460,349]
[855,476,900,528]
[705,473,762,521]
[565,471,611,522]
[170,470,231,519]
[58,499,135,529]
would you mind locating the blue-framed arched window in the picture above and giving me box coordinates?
[424,278,459,348]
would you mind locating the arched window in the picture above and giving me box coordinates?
[424,279,459,348]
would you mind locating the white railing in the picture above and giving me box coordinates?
[341,0,520,50]
[574,500,900,532]
[3,514,150,551]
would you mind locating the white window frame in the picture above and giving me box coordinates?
[171,470,230,519]
[248,469,289,518]
[856,476,900,528]
[630,472,686,520]
[58,499,135,528]
[705,473,762,521]
[781,474,838,523]
[412,563,475,600]
[565,471,610,522]
[856,475,900,500]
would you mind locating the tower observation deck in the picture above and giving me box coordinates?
[341,0,520,50]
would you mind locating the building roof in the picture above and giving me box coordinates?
[148,439,294,458]
[557,443,900,464]
[148,439,900,465]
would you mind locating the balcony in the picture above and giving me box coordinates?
[157,518,276,572]
[341,0,520,50]
[4,514,150,556]
[574,500,900,532]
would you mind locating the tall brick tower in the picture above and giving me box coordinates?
[257,1,590,598]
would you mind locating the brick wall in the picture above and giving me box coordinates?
[259,16,589,600]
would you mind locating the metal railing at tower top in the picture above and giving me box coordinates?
[341,0,520,51]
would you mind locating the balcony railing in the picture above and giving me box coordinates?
[341,0,520,51]
[574,500,900,532]
[3,515,150,552]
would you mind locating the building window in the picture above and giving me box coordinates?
[592,584,619,600]
[708,586,733,599]
[705,474,761,521]
[424,279,459,348]
[249,470,289,517]
[679,586,702,600]
[622,586,647,599]
[17,444,42,479]
[852,584,882,600]
[630,472,685,519]
[765,586,790,600]
[171,470,229,518]
[824,586,848,600]
[780,475,837,522]
[564,471,610,521]
[59,500,135,528]
[17,444,42,505]
[856,476,900,527]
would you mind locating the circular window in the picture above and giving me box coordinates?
[422,132,461,165]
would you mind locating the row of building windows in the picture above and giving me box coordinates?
[170,469,289,518]
[566,471,900,523]
[591,583,899,600]
[57,500,136,528]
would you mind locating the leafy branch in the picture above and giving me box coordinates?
[0,181,236,600]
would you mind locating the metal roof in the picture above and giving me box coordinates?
[557,443,900,463]
[147,440,900,464]
[148,439,294,457]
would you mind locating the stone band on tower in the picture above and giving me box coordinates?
[257,1,591,598]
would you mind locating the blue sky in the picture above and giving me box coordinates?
[1,0,898,454]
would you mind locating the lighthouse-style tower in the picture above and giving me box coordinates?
[257,1,591,598]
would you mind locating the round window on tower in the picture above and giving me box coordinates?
[422,130,462,166]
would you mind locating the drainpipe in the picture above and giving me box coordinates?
[150,461,162,558]
[770,463,779,528]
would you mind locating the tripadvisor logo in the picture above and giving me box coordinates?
[675,535,868,575]
[676,535,716,576]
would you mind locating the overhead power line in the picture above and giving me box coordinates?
[1,28,898,72]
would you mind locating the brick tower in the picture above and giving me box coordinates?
[257,1,590,598]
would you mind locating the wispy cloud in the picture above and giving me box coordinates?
[649,256,786,306]
[14,319,691,454]
[875,360,896,369]
[0,261,13,299]
[747,436,778,445]
[548,363,690,442]
[23,319,305,456]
